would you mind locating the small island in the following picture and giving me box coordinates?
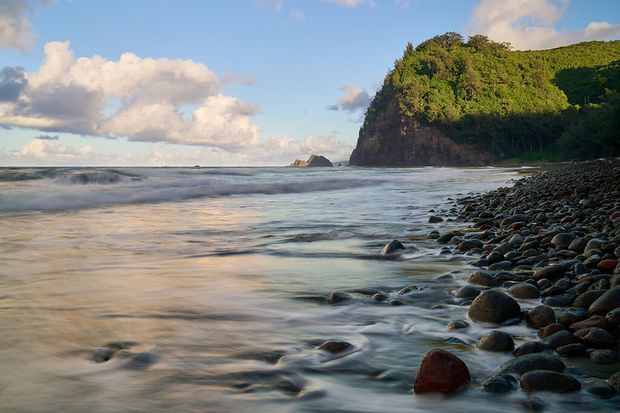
[289,154,333,167]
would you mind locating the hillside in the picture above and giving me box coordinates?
[350,33,620,166]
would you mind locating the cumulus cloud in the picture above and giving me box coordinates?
[252,134,352,163]
[470,0,620,50]
[0,0,36,50]
[16,138,92,160]
[329,84,371,113]
[0,41,260,149]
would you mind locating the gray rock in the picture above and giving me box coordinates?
[508,283,539,299]
[585,238,608,253]
[459,239,483,252]
[328,291,350,305]
[447,320,469,331]
[606,307,620,324]
[468,289,521,324]
[488,261,513,271]
[551,233,576,249]
[543,294,574,307]
[543,330,577,350]
[380,239,404,255]
[483,374,517,393]
[585,379,616,399]
[478,330,514,352]
[452,285,481,300]
[572,289,607,308]
[467,271,498,287]
[533,264,567,280]
[589,286,620,315]
[557,307,588,326]
[520,370,581,393]
[568,237,589,253]
[609,370,620,392]
[574,327,616,348]
[555,343,587,357]
[513,341,549,357]
[499,353,565,376]
[589,349,620,365]
[428,215,444,223]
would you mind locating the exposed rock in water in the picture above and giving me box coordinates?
[520,370,581,393]
[349,97,490,167]
[499,352,565,376]
[468,289,521,324]
[289,155,333,167]
[380,239,405,255]
[413,348,471,394]
[317,341,353,354]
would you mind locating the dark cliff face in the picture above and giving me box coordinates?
[349,98,491,167]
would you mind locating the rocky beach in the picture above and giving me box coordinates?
[384,159,620,408]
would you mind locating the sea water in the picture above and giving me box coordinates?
[0,167,614,412]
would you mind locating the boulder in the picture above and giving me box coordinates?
[477,330,515,352]
[589,286,620,315]
[468,289,521,324]
[520,370,581,393]
[508,283,539,299]
[574,327,616,348]
[289,154,333,167]
[380,239,404,255]
[499,352,565,376]
[527,305,556,328]
[413,349,470,394]
[467,271,499,287]
[533,264,567,280]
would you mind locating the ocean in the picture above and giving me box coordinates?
[0,166,612,412]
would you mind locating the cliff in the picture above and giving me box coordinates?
[350,34,620,166]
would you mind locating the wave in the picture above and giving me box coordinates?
[0,177,383,212]
[55,169,143,185]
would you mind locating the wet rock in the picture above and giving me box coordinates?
[542,330,576,350]
[380,240,404,255]
[513,341,549,357]
[538,323,565,339]
[606,307,620,324]
[447,320,469,331]
[608,370,620,392]
[477,330,514,352]
[482,374,517,393]
[372,292,387,301]
[551,233,576,249]
[398,285,419,295]
[557,307,588,326]
[574,327,616,348]
[598,259,618,273]
[428,216,444,223]
[327,291,350,305]
[508,283,539,299]
[413,349,470,394]
[92,341,135,363]
[520,370,581,393]
[488,261,513,271]
[468,289,521,324]
[572,290,607,308]
[499,352,565,376]
[527,305,556,328]
[589,286,620,315]
[458,239,483,252]
[426,230,440,239]
[467,271,498,287]
[533,264,567,281]
[452,285,481,300]
[521,397,546,412]
[589,349,620,365]
[568,237,589,253]
[387,299,403,306]
[585,239,608,253]
[317,341,353,354]
[543,294,574,307]
[437,233,455,244]
[584,379,616,399]
[556,343,587,357]
[569,315,613,332]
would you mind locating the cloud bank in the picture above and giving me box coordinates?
[329,84,371,113]
[470,0,620,50]
[0,41,260,149]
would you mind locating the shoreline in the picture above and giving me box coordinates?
[409,158,620,402]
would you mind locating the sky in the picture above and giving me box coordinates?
[0,0,619,166]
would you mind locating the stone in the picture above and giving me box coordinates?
[477,330,514,352]
[527,305,556,328]
[380,239,404,255]
[551,233,576,249]
[589,286,620,315]
[467,271,498,287]
[555,343,587,357]
[584,380,616,399]
[542,330,576,350]
[289,154,333,167]
[413,349,470,394]
[574,327,616,348]
[609,371,620,392]
[513,341,549,357]
[468,289,521,324]
[520,370,581,393]
[557,307,588,326]
[598,259,618,273]
[482,374,517,393]
[452,285,481,300]
[488,261,513,271]
[572,290,607,308]
[589,349,620,365]
[447,320,469,331]
[458,239,483,252]
[327,291,350,304]
[538,323,565,339]
[533,264,567,280]
[569,315,613,332]
[428,215,444,223]
[585,239,608,253]
[521,398,546,412]
[606,307,620,324]
[499,353,565,376]
[568,237,589,253]
[543,294,574,307]
[508,283,539,299]
[317,341,353,354]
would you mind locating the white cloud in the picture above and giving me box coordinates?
[0,41,260,149]
[325,0,374,8]
[470,0,620,50]
[16,138,93,160]
[329,84,371,112]
[0,0,46,51]
[253,134,352,163]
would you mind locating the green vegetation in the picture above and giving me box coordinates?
[363,33,620,160]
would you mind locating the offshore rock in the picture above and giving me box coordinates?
[289,155,333,167]
[413,348,470,394]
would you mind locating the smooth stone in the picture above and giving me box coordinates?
[521,397,546,412]
[557,308,588,326]
[452,285,481,299]
[520,370,581,393]
[551,233,576,248]
[380,239,404,255]
[458,239,483,252]
[569,315,613,332]
[568,237,589,253]
[482,374,518,393]
[317,341,353,354]
[327,291,350,304]
[468,289,521,324]
[574,327,616,348]
[585,239,608,253]
[589,286,620,315]
[543,294,574,307]
[428,216,444,223]
[467,271,498,287]
[555,343,587,357]
[513,341,549,357]
[372,293,387,301]
[572,290,607,308]
[542,330,577,350]
[533,264,567,280]
[488,261,513,271]
[387,299,403,306]
[477,330,515,352]
[447,320,469,331]
[609,371,620,392]
[508,283,539,299]
[499,353,565,376]
[606,307,620,324]
[598,259,618,273]
[413,349,471,394]
[589,349,620,365]
[538,323,565,339]
[527,305,556,329]
[584,379,616,399]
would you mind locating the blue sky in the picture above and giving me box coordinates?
[0,0,619,165]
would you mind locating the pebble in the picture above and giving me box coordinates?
[477,330,514,352]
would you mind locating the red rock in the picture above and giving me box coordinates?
[538,323,565,339]
[570,315,613,332]
[413,349,470,394]
[598,259,618,273]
